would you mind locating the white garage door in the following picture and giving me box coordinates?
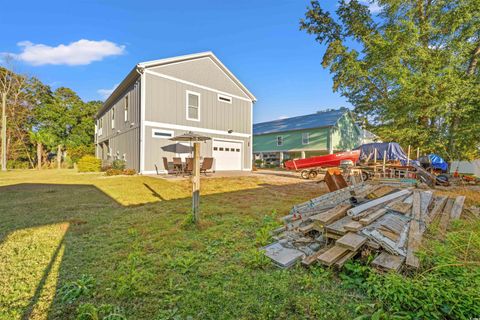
[212,140,242,171]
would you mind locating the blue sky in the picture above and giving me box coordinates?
[0,0,364,123]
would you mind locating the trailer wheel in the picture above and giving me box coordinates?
[309,170,318,179]
[362,170,369,181]
[300,170,310,179]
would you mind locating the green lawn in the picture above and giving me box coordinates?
[0,170,368,320]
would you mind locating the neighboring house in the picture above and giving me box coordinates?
[450,160,480,176]
[253,108,362,164]
[95,52,256,174]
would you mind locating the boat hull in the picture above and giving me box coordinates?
[284,150,360,170]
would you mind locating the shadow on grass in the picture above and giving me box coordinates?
[0,179,323,319]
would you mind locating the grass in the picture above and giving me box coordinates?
[2,170,479,319]
[0,169,368,320]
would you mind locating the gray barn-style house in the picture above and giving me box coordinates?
[94,52,256,174]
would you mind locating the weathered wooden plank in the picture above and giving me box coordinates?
[301,246,330,266]
[359,208,387,225]
[334,250,357,268]
[388,201,412,214]
[298,223,314,234]
[324,168,349,192]
[450,196,466,220]
[406,191,421,268]
[317,245,350,266]
[310,204,351,225]
[347,189,412,217]
[336,232,368,251]
[344,221,364,232]
[424,196,447,225]
[325,215,353,235]
[372,252,405,272]
[439,198,454,238]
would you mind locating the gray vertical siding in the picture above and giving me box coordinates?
[95,77,141,171]
[145,73,251,134]
[149,57,249,99]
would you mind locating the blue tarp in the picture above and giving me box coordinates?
[428,154,448,171]
[354,142,419,165]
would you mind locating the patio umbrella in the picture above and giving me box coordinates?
[170,131,211,224]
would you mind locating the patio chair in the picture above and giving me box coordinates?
[200,157,214,176]
[172,157,183,176]
[184,158,193,176]
[162,157,172,174]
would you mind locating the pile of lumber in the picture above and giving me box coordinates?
[263,182,466,272]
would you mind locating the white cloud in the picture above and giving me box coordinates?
[359,0,382,13]
[97,83,118,100]
[277,115,289,120]
[12,39,125,66]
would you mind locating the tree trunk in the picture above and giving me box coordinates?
[467,41,480,76]
[37,142,42,170]
[57,144,62,169]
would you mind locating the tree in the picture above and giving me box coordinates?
[300,0,480,160]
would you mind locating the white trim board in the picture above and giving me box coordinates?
[143,120,251,138]
[140,72,146,173]
[144,69,252,103]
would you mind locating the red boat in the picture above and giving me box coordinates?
[284,150,360,171]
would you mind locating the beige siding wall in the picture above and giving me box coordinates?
[95,77,141,171]
[144,73,251,134]
[149,57,249,99]
[144,125,251,173]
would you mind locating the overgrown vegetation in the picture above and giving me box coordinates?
[0,170,478,319]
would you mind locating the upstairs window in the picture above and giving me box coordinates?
[124,96,129,122]
[302,132,309,145]
[111,108,115,129]
[276,136,283,146]
[98,118,103,135]
[186,91,200,121]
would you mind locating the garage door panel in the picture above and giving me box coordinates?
[212,140,242,171]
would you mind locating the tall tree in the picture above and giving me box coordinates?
[300,0,480,160]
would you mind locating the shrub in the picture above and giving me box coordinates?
[7,160,30,169]
[77,155,101,172]
[105,169,123,176]
[68,145,95,163]
[123,168,136,175]
[112,159,126,170]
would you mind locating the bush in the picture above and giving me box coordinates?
[68,145,95,163]
[77,155,101,172]
[123,168,136,175]
[7,160,30,169]
[112,159,126,170]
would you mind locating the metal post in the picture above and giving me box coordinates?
[416,147,420,160]
[374,148,377,176]
[192,142,201,224]
[406,145,411,178]
[1,93,6,172]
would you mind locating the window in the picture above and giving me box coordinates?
[225,148,230,151]
[236,148,240,152]
[217,94,232,104]
[98,118,103,135]
[213,147,218,151]
[152,129,174,139]
[276,136,283,146]
[111,108,115,129]
[124,96,129,122]
[302,132,309,145]
[186,91,200,121]
[219,147,224,151]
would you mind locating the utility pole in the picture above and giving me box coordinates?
[1,92,6,171]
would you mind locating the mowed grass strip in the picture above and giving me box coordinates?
[0,170,368,319]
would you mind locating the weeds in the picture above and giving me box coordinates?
[58,275,95,304]
[76,303,126,320]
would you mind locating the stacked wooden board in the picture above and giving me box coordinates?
[264,183,466,272]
